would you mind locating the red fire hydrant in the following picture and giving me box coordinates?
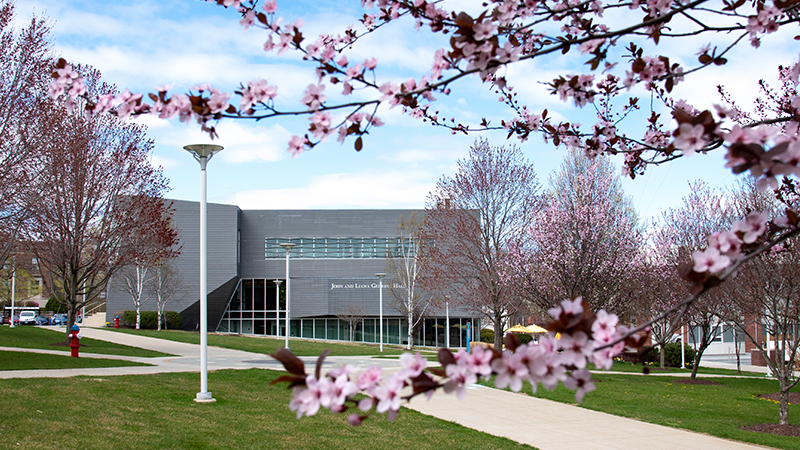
[68,324,82,358]
[115,315,120,329]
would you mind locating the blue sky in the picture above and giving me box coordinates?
[11,0,796,223]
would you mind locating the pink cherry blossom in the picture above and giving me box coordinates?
[692,247,731,273]
[673,123,707,155]
[301,84,326,111]
[732,212,768,244]
[708,231,742,256]
[289,375,331,418]
[309,112,334,141]
[240,79,278,111]
[357,366,383,392]
[443,361,477,399]
[399,352,427,378]
[460,346,493,378]
[562,369,595,403]
[557,331,592,369]
[548,297,583,319]
[374,374,404,421]
[591,310,618,342]
[262,0,278,13]
[491,350,529,392]
[288,135,309,157]
[207,88,231,114]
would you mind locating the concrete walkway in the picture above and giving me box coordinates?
[1,328,773,450]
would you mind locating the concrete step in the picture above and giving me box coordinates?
[82,312,107,328]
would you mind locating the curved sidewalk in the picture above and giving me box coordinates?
[0,328,771,450]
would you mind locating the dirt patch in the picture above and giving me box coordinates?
[740,423,800,437]
[669,378,723,385]
[756,392,800,404]
[738,394,800,437]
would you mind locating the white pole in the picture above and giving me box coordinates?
[445,299,450,349]
[274,279,282,337]
[184,144,222,404]
[376,273,386,352]
[279,243,295,350]
[196,155,214,402]
[9,255,15,328]
[285,250,290,349]
[680,324,685,369]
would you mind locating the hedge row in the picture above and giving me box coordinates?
[117,310,182,329]
[480,329,534,345]
[641,342,696,368]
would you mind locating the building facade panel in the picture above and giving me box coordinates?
[105,199,239,323]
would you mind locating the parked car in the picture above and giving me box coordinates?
[19,310,36,325]
[34,315,50,326]
[51,314,68,325]
[10,314,19,326]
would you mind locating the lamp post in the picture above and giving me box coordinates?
[8,255,15,328]
[375,273,386,352]
[445,296,450,349]
[279,243,295,350]
[184,144,224,404]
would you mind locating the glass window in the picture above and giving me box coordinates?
[242,280,253,310]
[267,281,278,310]
[315,320,326,340]
[327,319,339,341]
[265,237,414,259]
[267,320,278,336]
[254,279,265,310]
[363,318,375,343]
[387,319,400,345]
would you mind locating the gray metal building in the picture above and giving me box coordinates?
[105,200,478,348]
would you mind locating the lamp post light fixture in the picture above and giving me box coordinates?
[279,243,296,350]
[184,144,224,404]
[375,273,386,352]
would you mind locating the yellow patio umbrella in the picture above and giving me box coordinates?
[504,324,536,334]
[526,324,548,334]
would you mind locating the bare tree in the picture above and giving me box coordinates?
[22,69,171,339]
[116,201,179,329]
[630,242,685,369]
[658,181,731,379]
[386,213,431,350]
[148,259,186,331]
[0,2,53,266]
[718,177,800,425]
[336,304,367,342]
[421,139,540,351]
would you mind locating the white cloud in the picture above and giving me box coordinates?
[146,120,291,164]
[228,169,433,209]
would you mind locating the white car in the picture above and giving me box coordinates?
[19,310,36,325]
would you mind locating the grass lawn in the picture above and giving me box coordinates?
[108,328,433,357]
[0,326,171,358]
[486,372,800,449]
[601,360,765,377]
[0,369,533,449]
[0,350,150,370]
